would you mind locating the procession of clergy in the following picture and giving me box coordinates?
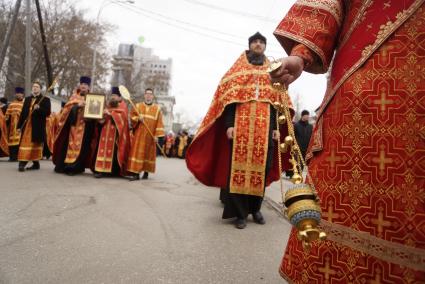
[0,77,164,181]
[1,0,425,280]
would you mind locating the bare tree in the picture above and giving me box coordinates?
[0,0,114,99]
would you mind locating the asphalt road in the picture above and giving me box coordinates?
[0,157,290,284]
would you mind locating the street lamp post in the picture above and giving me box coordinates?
[91,0,134,90]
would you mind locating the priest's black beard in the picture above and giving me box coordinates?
[247,51,265,66]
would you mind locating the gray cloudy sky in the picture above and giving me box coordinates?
[79,0,327,121]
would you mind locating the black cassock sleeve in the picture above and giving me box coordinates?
[270,105,277,130]
[223,103,236,130]
[68,105,80,126]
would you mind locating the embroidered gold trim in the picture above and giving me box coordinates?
[320,220,425,271]
[229,102,270,196]
[220,70,269,85]
[296,0,344,27]
[128,157,156,164]
[274,30,328,71]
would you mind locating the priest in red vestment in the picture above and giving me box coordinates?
[93,87,130,178]
[186,32,292,229]
[271,1,425,282]
[53,76,98,175]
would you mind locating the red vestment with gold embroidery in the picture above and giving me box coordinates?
[0,110,8,157]
[94,107,130,176]
[274,0,425,282]
[186,52,293,193]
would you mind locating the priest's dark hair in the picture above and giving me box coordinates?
[32,80,43,88]
[145,88,154,93]
[301,110,310,116]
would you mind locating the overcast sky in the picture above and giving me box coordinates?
[77,0,327,122]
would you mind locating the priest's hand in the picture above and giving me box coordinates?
[78,100,85,107]
[272,130,279,141]
[226,127,234,140]
[138,115,144,122]
[103,109,111,116]
[33,104,40,110]
[270,56,304,87]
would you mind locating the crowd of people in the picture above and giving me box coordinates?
[162,130,194,159]
[0,77,166,181]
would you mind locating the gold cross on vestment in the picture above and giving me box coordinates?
[257,112,267,124]
[318,257,336,283]
[326,149,341,169]
[255,142,263,153]
[238,138,248,150]
[374,89,394,112]
[371,207,391,235]
[383,1,391,9]
[240,109,249,122]
[234,174,245,185]
[372,145,393,176]
[322,200,340,223]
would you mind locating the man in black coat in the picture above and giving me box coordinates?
[294,110,313,162]
[17,81,51,171]
[0,97,8,114]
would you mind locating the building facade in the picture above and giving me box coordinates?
[111,44,175,131]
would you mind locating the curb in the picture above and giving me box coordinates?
[264,196,288,220]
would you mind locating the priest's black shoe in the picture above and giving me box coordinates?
[128,174,140,181]
[141,172,149,180]
[26,161,40,170]
[18,161,26,172]
[235,218,247,229]
[253,211,266,224]
[94,172,103,178]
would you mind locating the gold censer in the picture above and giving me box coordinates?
[268,60,326,251]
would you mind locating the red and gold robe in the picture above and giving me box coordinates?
[5,100,23,147]
[127,102,164,173]
[177,135,188,158]
[0,110,8,157]
[274,1,425,282]
[94,107,130,175]
[186,52,293,195]
[164,134,174,157]
[53,93,98,169]
[46,113,58,154]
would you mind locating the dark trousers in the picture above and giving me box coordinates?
[8,145,19,161]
